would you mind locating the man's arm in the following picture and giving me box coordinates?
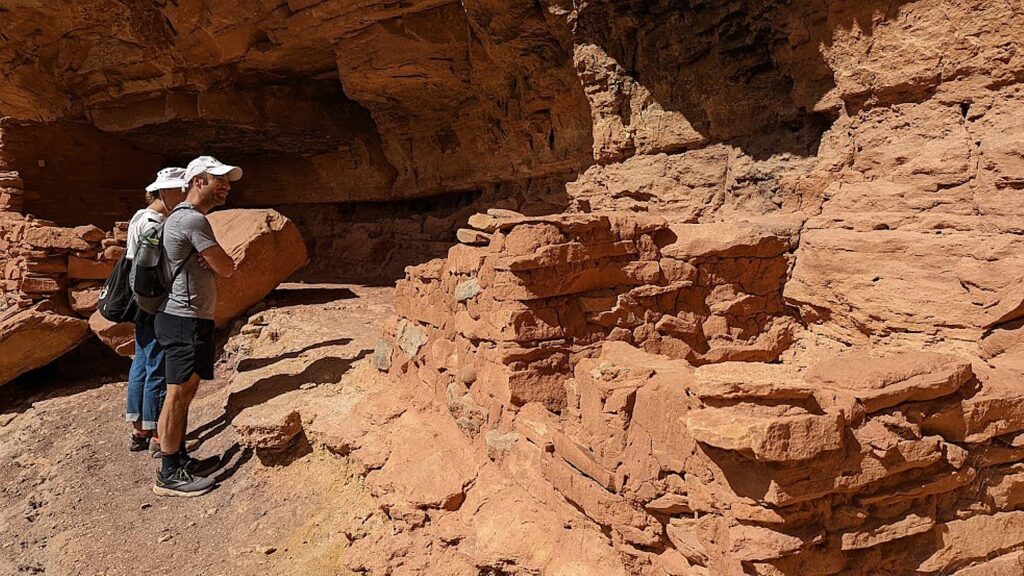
[185,212,234,278]
[200,245,235,278]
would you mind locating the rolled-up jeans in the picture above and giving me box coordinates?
[125,311,166,431]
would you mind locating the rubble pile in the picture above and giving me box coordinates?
[0,176,123,316]
[511,342,1024,575]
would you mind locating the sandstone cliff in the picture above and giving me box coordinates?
[2,1,1024,574]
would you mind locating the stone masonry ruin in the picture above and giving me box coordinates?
[3,0,1024,574]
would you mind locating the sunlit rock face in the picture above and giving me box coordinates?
[4,2,1024,573]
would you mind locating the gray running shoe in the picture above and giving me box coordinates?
[149,438,162,458]
[152,468,215,497]
[181,454,221,477]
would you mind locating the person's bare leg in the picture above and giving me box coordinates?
[159,374,200,455]
[179,389,196,453]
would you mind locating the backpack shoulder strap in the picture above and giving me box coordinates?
[162,204,199,284]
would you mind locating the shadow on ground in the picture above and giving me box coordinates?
[188,350,370,452]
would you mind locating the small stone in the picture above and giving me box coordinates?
[395,319,428,358]
[484,430,519,461]
[73,225,106,242]
[373,339,393,371]
[486,208,524,219]
[458,364,477,385]
[235,408,302,450]
[454,278,481,302]
[467,213,503,232]
[157,534,172,543]
[456,228,491,246]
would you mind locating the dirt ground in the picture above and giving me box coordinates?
[0,285,394,576]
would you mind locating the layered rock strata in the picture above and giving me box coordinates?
[373,214,1024,574]
[0,175,126,382]
[385,209,798,415]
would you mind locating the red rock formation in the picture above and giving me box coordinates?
[383,210,798,414]
[208,209,309,327]
[0,303,89,385]
[2,0,1024,573]
[378,220,1024,573]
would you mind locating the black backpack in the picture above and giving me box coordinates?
[97,254,138,323]
[131,205,195,299]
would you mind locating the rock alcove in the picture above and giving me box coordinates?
[2,1,1024,574]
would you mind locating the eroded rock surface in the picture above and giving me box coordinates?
[0,304,89,385]
[2,0,1024,574]
[209,209,309,327]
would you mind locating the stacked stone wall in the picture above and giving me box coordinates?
[377,210,1024,575]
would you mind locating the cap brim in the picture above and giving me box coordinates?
[208,165,243,181]
[145,180,186,193]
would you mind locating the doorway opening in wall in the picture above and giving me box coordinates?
[3,118,164,229]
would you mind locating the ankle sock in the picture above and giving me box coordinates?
[160,452,180,477]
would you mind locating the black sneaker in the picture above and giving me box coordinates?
[153,468,215,497]
[149,438,162,459]
[181,454,221,478]
[129,434,150,452]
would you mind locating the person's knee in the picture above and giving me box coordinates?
[178,376,201,400]
[165,383,190,406]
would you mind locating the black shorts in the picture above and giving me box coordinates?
[155,312,215,384]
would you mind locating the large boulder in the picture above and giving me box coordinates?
[209,209,308,327]
[0,305,90,386]
[88,311,134,357]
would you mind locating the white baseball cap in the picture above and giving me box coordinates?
[145,167,187,193]
[183,155,243,183]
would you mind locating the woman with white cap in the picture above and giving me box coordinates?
[124,167,187,454]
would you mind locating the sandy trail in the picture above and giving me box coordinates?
[0,284,393,576]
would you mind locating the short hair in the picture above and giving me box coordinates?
[187,173,209,191]
[145,190,157,204]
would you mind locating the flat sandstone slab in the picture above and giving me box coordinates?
[1,306,89,386]
[804,351,973,413]
[685,407,845,462]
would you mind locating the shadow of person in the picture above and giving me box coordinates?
[187,350,370,451]
[236,338,353,372]
[211,442,254,484]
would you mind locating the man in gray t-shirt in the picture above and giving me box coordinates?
[160,205,221,320]
[153,155,241,497]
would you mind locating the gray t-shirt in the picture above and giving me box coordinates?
[158,203,220,320]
